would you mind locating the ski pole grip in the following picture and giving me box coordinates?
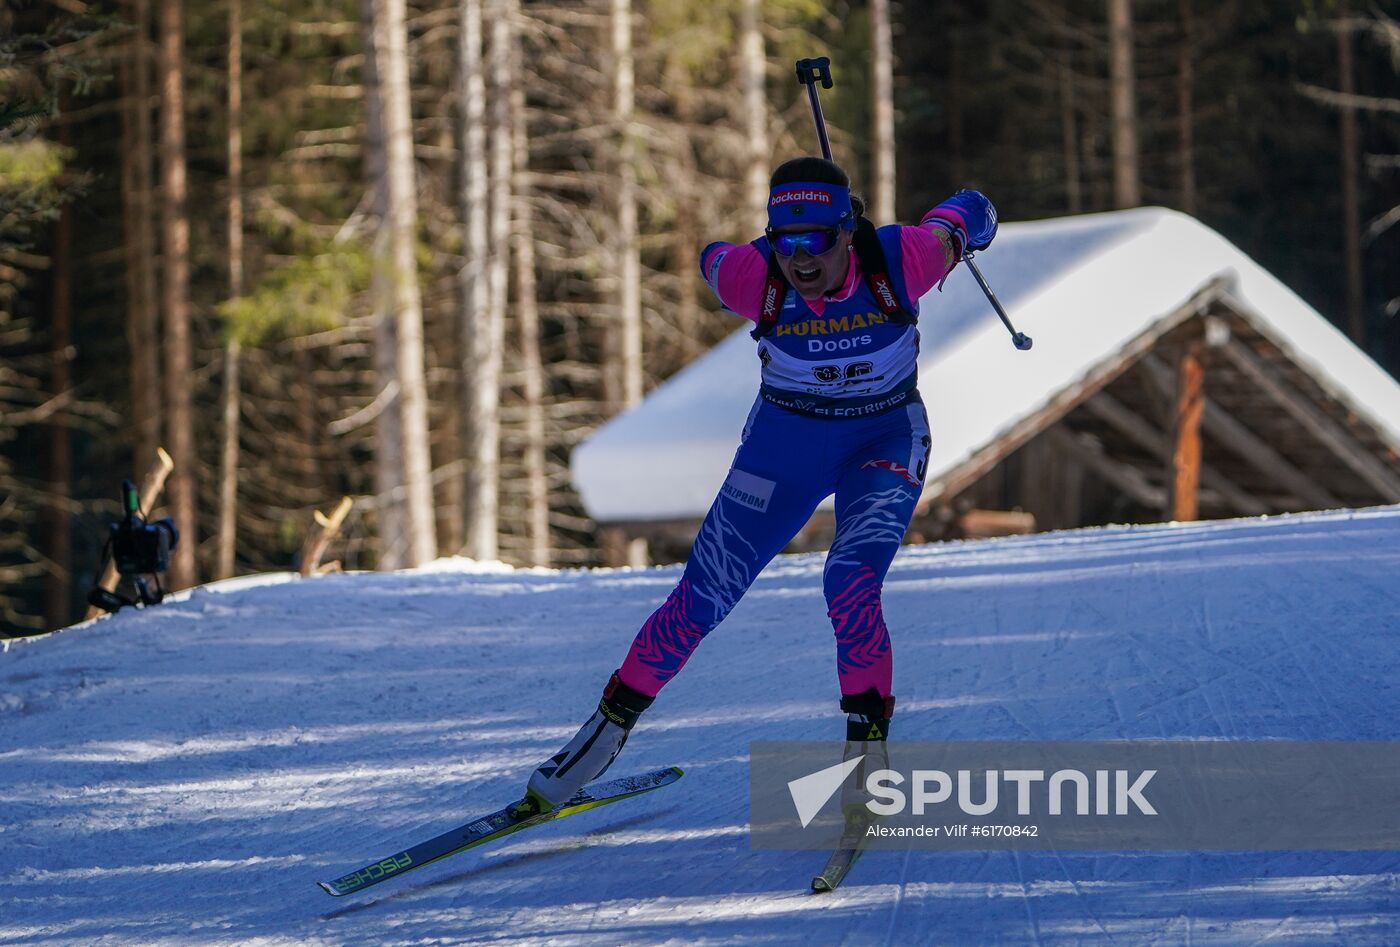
[796,57,835,161]
[795,57,833,89]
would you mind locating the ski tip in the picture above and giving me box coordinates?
[811,876,833,893]
[317,881,347,897]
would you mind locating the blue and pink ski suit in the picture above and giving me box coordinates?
[615,203,969,704]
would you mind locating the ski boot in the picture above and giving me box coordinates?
[839,688,895,827]
[510,672,655,818]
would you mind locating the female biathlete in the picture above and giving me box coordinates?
[512,156,998,816]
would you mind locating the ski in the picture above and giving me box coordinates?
[810,809,876,893]
[317,765,683,897]
[811,844,865,892]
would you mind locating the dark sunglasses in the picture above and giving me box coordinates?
[766,227,842,257]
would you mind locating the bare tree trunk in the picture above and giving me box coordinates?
[613,0,645,567]
[1338,13,1365,345]
[512,68,548,567]
[45,174,72,630]
[216,339,240,578]
[1176,0,1196,215]
[122,0,161,471]
[158,0,197,588]
[739,0,768,229]
[671,204,702,364]
[666,57,704,364]
[361,0,405,569]
[947,24,965,186]
[1060,60,1082,214]
[1108,0,1141,208]
[870,0,896,221]
[457,0,490,557]
[466,0,514,561]
[372,332,406,569]
[217,0,243,580]
[370,0,437,568]
[613,0,642,409]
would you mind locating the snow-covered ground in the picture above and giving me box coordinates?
[4,506,1400,945]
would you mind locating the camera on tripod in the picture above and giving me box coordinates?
[87,480,180,614]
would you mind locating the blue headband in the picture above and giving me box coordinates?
[767,183,855,230]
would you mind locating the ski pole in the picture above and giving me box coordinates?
[794,58,834,162]
[964,251,1032,350]
[794,57,1032,352]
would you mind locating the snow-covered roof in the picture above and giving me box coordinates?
[573,207,1400,523]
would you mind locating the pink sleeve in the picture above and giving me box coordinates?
[897,223,960,300]
[700,240,767,323]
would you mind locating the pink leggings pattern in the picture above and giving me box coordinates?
[617,578,709,695]
[614,398,927,701]
[825,565,893,697]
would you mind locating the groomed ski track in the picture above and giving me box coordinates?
[3,506,1399,945]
